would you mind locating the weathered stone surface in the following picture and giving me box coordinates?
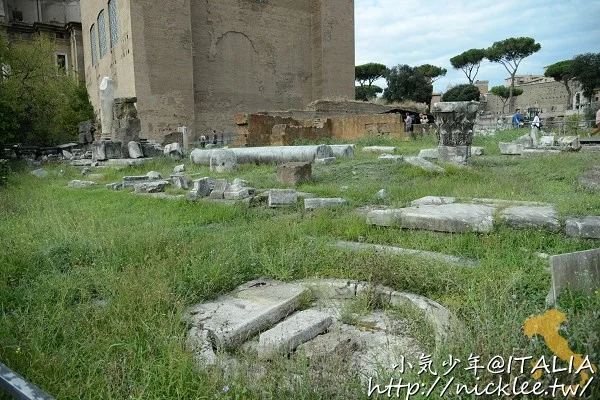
[257,310,332,359]
[190,177,212,197]
[539,136,555,147]
[521,149,561,156]
[210,149,237,173]
[390,291,454,340]
[140,141,163,158]
[62,150,73,160]
[369,204,495,233]
[80,168,91,175]
[304,198,347,210]
[376,189,388,201]
[171,175,191,190]
[549,248,600,302]
[164,142,183,159]
[92,140,122,159]
[363,146,396,153]
[128,141,144,159]
[514,134,533,148]
[472,146,484,156]
[68,180,98,188]
[224,186,251,201]
[122,175,150,188]
[579,166,600,191]
[499,142,524,155]
[91,141,107,161]
[315,157,336,165]
[403,156,446,173]
[471,198,551,207]
[330,144,355,159]
[106,182,122,190]
[71,160,94,167]
[99,77,114,138]
[31,169,48,178]
[377,154,403,162]
[418,148,438,159]
[78,120,95,144]
[333,241,478,267]
[232,178,248,187]
[437,145,472,165]
[269,189,297,207]
[432,101,478,166]
[186,327,217,366]
[134,180,170,193]
[208,179,229,199]
[557,136,581,151]
[365,209,403,227]
[185,279,306,349]
[410,196,456,207]
[565,216,600,239]
[297,278,357,300]
[145,171,162,180]
[174,164,185,173]
[499,206,560,230]
[299,329,358,360]
[276,162,312,185]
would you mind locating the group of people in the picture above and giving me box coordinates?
[404,113,430,132]
[199,130,219,148]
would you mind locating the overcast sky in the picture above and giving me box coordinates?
[355,0,600,93]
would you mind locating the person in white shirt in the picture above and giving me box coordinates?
[530,112,541,147]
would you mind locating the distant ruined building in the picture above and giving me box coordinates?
[79,0,355,144]
[0,0,84,80]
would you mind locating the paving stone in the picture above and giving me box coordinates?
[363,146,396,153]
[68,180,98,188]
[403,156,445,173]
[304,198,347,210]
[499,206,560,231]
[499,142,524,155]
[410,196,456,207]
[299,329,358,359]
[268,189,297,207]
[257,310,332,359]
[185,279,306,349]
[549,248,600,303]
[565,216,600,239]
[333,241,478,267]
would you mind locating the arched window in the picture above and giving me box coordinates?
[108,0,118,47]
[97,10,107,58]
[90,24,98,66]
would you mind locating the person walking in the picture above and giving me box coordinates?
[512,109,521,128]
[530,112,541,147]
[590,108,600,137]
[405,113,413,133]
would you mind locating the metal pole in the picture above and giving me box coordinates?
[0,362,55,400]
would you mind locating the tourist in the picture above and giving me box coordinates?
[200,135,207,148]
[530,112,540,147]
[212,130,218,145]
[405,113,413,132]
[590,108,600,137]
[512,109,521,128]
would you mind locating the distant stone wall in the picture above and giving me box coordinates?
[485,81,579,115]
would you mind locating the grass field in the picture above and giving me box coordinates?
[1,129,599,399]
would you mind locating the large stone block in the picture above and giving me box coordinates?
[191,177,212,197]
[268,189,297,207]
[565,216,600,239]
[210,149,237,173]
[499,142,524,155]
[128,141,144,159]
[397,204,495,233]
[330,144,355,158]
[257,310,332,359]
[304,198,347,209]
[185,279,306,349]
[549,248,600,301]
[366,209,403,227]
[276,162,312,185]
[499,206,560,231]
[403,156,446,173]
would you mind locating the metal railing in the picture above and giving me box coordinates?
[0,362,55,400]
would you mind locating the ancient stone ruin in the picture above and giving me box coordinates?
[432,101,479,166]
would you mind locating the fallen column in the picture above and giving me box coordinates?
[190,145,333,165]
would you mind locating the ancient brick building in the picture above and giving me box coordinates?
[80,0,355,144]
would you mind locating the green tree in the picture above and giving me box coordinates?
[544,60,573,109]
[355,63,388,87]
[489,85,523,114]
[441,84,481,102]
[450,48,487,84]
[383,64,432,104]
[355,85,383,101]
[486,37,541,113]
[569,52,600,103]
[0,33,94,148]
[416,64,447,84]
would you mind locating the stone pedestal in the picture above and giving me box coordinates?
[113,97,141,157]
[432,101,479,166]
[91,140,123,161]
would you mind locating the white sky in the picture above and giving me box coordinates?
[355,0,600,93]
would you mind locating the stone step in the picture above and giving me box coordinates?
[186,280,306,350]
[257,309,332,359]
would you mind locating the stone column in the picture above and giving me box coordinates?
[99,77,114,139]
[178,126,189,153]
[432,101,479,166]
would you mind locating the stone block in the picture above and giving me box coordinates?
[398,203,495,233]
[276,162,312,185]
[549,248,600,301]
[557,136,581,151]
[164,142,184,159]
[410,196,456,207]
[304,198,347,210]
[257,310,332,359]
[122,175,150,188]
[224,187,251,200]
[418,148,438,159]
[174,164,185,174]
[104,141,123,159]
[128,141,144,159]
[91,141,107,161]
[514,134,533,148]
[145,171,162,180]
[140,141,163,158]
[366,209,403,227]
[209,179,229,199]
[171,175,191,190]
[67,180,98,188]
[210,149,237,173]
[134,180,170,193]
[106,182,123,190]
[539,136,555,147]
[499,142,524,155]
[565,216,600,239]
[403,156,446,172]
[268,189,297,207]
[363,146,396,153]
[315,157,336,165]
[186,327,217,366]
[377,154,403,162]
[437,145,471,165]
[185,279,306,349]
[191,177,212,197]
[330,144,355,158]
[297,278,357,300]
[499,206,560,231]
[471,146,484,156]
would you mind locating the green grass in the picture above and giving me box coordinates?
[1,130,599,399]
